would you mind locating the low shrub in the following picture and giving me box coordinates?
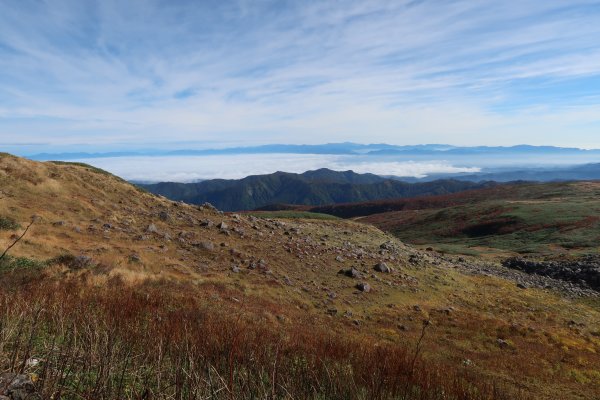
[0,215,20,230]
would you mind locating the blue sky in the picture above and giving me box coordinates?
[1,0,600,154]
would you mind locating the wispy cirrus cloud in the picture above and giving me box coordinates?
[1,0,600,153]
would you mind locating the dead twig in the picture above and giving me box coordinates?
[402,319,430,400]
[0,216,37,262]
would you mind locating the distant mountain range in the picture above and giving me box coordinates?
[402,163,600,182]
[26,142,600,160]
[139,168,496,211]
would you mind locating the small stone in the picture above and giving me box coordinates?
[198,241,215,251]
[146,224,158,233]
[217,221,229,230]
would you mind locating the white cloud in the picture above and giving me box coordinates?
[73,154,481,182]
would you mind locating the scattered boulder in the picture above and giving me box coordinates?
[231,265,240,273]
[374,262,392,273]
[199,202,218,212]
[380,241,394,251]
[249,259,268,270]
[356,282,371,292]
[503,256,600,291]
[339,268,361,279]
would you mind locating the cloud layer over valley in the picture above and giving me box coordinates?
[75,154,481,182]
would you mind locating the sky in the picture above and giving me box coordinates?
[1,0,600,155]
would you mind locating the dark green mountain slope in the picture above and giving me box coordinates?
[139,168,495,211]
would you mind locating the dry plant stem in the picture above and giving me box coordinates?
[402,320,430,400]
[0,218,35,262]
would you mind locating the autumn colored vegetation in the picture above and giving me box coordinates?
[0,268,522,400]
[307,182,600,256]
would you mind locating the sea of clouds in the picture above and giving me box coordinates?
[73,154,481,182]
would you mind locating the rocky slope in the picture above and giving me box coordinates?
[1,154,599,399]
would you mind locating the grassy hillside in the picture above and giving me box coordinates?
[353,182,600,257]
[1,154,599,399]
[140,169,496,211]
